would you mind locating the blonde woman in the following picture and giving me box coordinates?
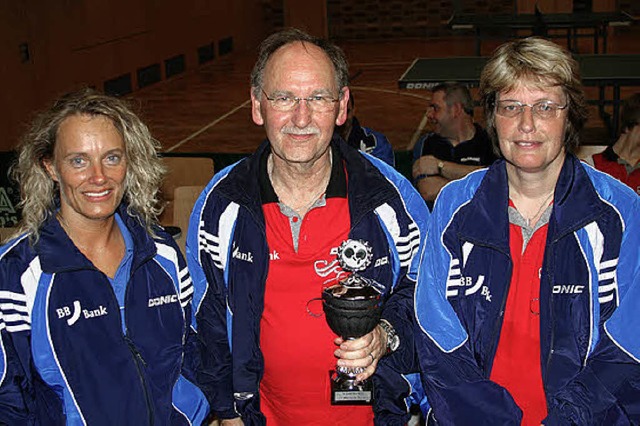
[0,89,209,425]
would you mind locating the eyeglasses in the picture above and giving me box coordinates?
[495,100,568,119]
[261,89,341,112]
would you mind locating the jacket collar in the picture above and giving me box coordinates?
[455,159,511,253]
[335,134,398,223]
[35,204,157,274]
[457,154,606,251]
[550,154,605,237]
[218,135,398,224]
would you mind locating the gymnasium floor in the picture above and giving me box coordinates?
[130,28,640,160]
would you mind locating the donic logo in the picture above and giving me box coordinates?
[56,301,108,326]
[553,285,585,294]
[148,294,179,307]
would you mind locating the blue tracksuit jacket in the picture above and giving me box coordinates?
[345,117,395,168]
[0,205,209,425]
[415,155,640,425]
[187,138,429,425]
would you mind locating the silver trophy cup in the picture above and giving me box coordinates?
[322,239,382,405]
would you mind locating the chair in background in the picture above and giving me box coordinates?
[171,185,207,255]
[0,227,17,244]
[158,156,214,255]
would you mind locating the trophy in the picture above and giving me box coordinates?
[322,239,382,405]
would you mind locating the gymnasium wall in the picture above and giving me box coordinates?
[0,0,268,152]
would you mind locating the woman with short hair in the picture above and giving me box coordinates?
[415,37,640,425]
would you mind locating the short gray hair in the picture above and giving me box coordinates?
[250,28,349,98]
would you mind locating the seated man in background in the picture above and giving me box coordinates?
[337,93,395,166]
[412,82,496,209]
[589,93,640,194]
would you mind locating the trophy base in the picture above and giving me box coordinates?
[329,371,373,405]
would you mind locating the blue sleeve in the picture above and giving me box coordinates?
[545,190,640,425]
[368,161,431,421]
[186,177,240,421]
[168,238,210,425]
[364,128,396,167]
[0,332,35,424]
[380,172,429,373]
[414,184,522,425]
[0,255,36,425]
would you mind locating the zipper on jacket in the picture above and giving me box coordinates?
[542,251,555,397]
[122,249,187,425]
[120,252,162,426]
[486,254,513,377]
[457,237,513,377]
[101,263,156,426]
[124,334,154,426]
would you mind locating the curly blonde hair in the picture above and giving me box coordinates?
[10,88,165,242]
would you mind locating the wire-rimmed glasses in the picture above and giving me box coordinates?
[495,100,568,120]
[261,89,341,113]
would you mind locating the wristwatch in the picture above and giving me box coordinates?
[379,319,400,355]
[414,173,429,183]
[437,160,445,176]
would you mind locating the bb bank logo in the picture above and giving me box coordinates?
[232,243,254,263]
[56,301,108,326]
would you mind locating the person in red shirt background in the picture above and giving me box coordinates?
[588,93,640,194]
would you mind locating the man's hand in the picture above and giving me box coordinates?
[412,155,440,178]
[333,324,388,383]
[220,418,244,426]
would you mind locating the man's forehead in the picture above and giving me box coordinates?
[263,42,335,84]
[431,90,446,102]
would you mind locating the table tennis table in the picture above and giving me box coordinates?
[398,54,640,138]
[448,11,634,55]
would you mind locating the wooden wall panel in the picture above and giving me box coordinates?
[0,0,267,151]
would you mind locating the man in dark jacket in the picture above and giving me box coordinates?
[338,93,396,167]
[187,29,428,425]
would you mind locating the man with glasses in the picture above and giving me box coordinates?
[413,37,640,425]
[187,28,428,425]
[412,82,496,209]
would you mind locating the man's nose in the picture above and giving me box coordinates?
[291,99,313,128]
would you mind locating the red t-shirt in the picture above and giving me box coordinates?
[490,215,548,425]
[592,149,640,195]
[259,197,374,425]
